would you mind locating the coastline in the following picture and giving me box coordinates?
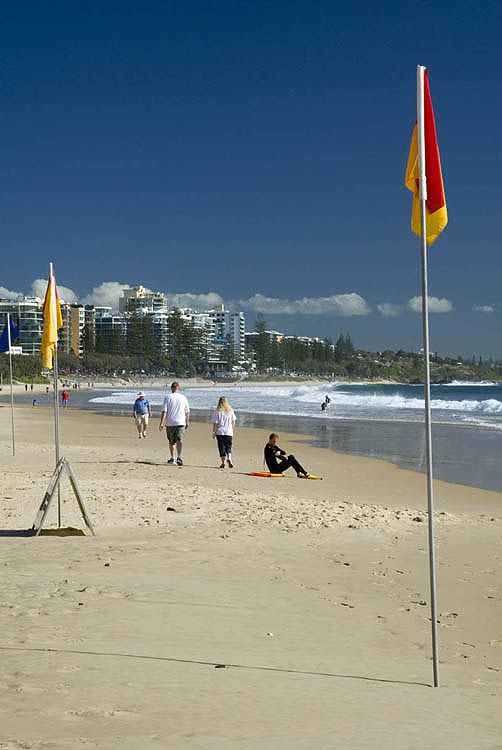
[3,381,502,492]
[2,405,501,520]
[2,376,410,394]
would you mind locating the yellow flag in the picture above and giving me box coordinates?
[405,70,447,245]
[40,266,63,369]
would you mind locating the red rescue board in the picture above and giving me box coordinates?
[249,472,285,478]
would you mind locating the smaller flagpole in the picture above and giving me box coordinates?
[49,262,62,527]
[7,313,16,456]
[417,64,440,687]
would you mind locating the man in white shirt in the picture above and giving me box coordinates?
[159,381,190,465]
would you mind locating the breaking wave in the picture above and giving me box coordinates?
[90,381,502,427]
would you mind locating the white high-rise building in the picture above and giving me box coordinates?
[206,306,245,361]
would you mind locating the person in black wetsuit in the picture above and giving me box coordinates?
[264,433,309,477]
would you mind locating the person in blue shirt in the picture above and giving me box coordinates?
[133,391,152,439]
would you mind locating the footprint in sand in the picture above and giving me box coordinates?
[65,707,137,720]
[60,664,82,673]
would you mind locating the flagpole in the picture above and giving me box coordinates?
[50,262,62,527]
[7,313,16,456]
[417,64,440,687]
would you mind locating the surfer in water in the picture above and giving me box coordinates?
[264,433,309,477]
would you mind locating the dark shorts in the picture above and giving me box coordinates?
[166,425,185,445]
[216,434,233,456]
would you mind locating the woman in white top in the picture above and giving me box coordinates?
[212,396,236,469]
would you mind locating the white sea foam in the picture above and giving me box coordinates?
[90,382,502,424]
[444,380,500,387]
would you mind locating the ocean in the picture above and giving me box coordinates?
[89,380,502,430]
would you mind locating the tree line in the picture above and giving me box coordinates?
[1,309,501,381]
[79,309,216,375]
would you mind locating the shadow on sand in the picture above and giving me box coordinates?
[0,527,85,538]
[0,644,431,688]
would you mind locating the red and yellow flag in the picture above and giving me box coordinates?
[41,265,63,369]
[405,70,447,245]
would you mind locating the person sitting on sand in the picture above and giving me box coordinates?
[212,396,236,469]
[264,432,309,477]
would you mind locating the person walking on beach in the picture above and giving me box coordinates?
[212,396,236,468]
[61,390,69,408]
[159,381,190,466]
[264,432,309,477]
[133,391,152,439]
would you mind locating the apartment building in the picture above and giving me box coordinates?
[119,285,167,314]
[60,304,86,357]
[207,306,246,361]
[0,297,44,355]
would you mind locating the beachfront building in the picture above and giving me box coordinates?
[0,297,44,355]
[245,329,285,347]
[207,306,246,361]
[151,307,184,357]
[60,303,86,357]
[119,285,167,314]
[94,313,127,352]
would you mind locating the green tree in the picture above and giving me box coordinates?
[141,314,155,361]
[254,314,270,372]
[82,322,95,356]
[95,326,106,354]
[109,325,125,356]
[127,310,143,359]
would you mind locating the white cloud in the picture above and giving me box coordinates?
[31,278,78,303]
[167,292,225,310]
[408,296,452,313]
[472,304,494,314]
[239,292,370,316]
[0,285,22,300]
[377,302,402,317]
[81,282,130,310]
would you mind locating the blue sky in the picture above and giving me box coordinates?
[0,0,501,357]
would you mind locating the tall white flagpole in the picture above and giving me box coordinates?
[7,313,16,456]
[49,262,62,527]
[417,64,440,687]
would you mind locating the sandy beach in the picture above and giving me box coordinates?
[1,404,501,749]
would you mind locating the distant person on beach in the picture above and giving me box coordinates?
[30,383,33,391]
[61,390,69,408]
[321,401,327,412]
[133,391,152,439]
[159,381,190,466]
[264,433,309,477]
[32,399,37,408]
[212,396,236,468]
[25,384,28,391]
